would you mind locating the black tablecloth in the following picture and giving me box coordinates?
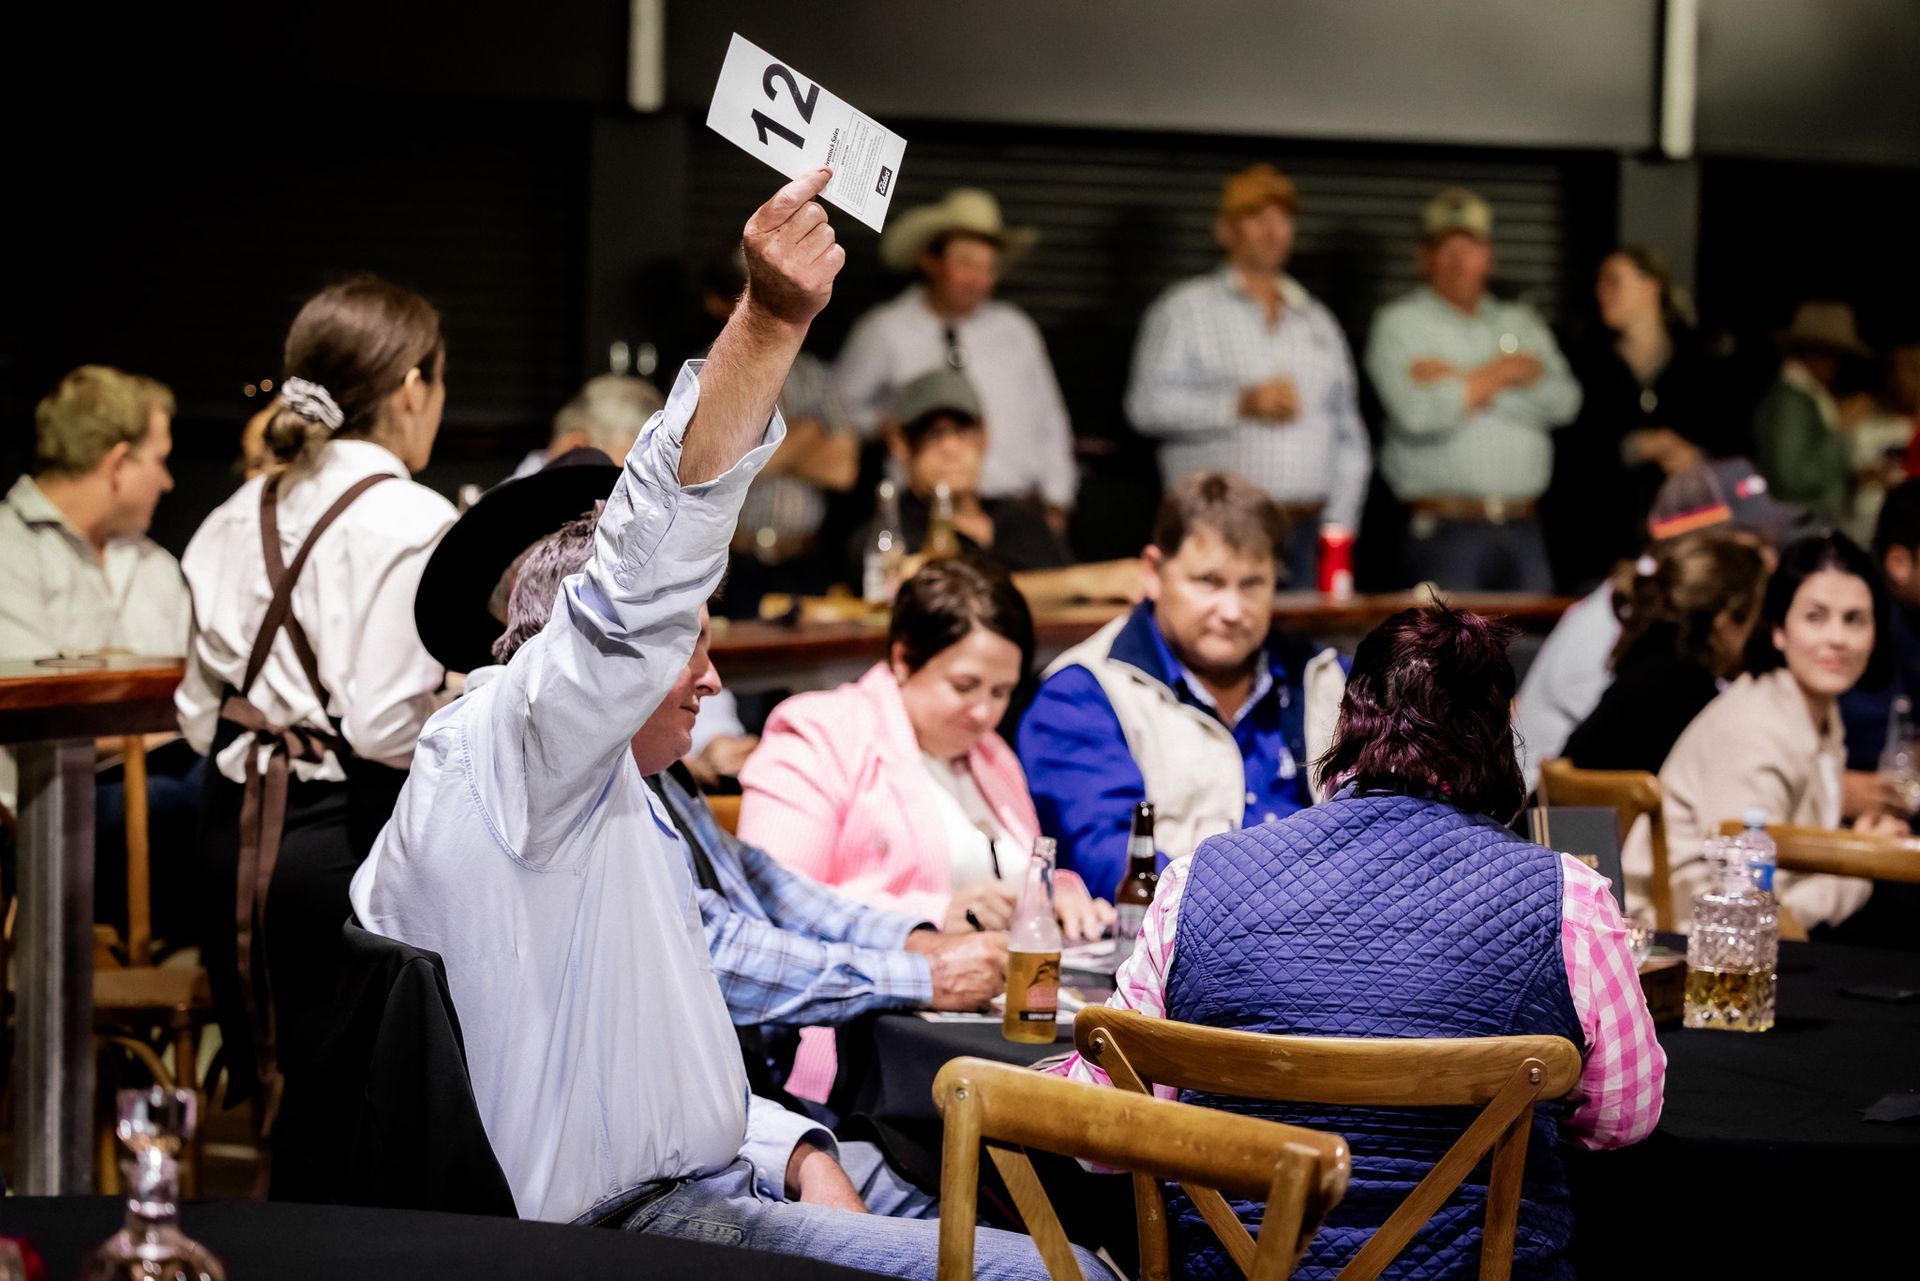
[840,941,1920,1273]
[0,1198,885,1280]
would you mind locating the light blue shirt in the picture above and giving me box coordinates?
[1365,285,1582,501]
[350,363,829,1222]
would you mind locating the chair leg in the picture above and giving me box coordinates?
[173,1025,200,1197]
[95,1048,120,1195]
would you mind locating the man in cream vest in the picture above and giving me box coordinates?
[1017,473,1345,898]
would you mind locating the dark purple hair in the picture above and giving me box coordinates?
[1314,604,1524,820]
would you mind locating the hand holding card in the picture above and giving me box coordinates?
[741,167,844,327]
[706,34,908,232]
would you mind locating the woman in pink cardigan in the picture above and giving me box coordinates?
[739,558,1112,939]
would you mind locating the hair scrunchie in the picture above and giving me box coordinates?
[280,376,345,432]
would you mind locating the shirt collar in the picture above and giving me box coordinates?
[7,475,83,535]
[1142,609,1278,728]
[1215,263,1309,311]
[320,436,412,481]
[1781,360,1840,429]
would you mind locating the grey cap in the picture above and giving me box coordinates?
[894,368,983,428]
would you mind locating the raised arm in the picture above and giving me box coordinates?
[480,171,844,864]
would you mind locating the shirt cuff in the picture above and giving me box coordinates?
[741,1094,838,1201]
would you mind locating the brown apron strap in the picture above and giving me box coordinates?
[241,472,395,702]
[223,695,341,1133]
[227,466,391,1131]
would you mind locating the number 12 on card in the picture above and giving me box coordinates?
[705,33,908,233]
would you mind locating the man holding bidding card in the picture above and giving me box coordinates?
[350,169,1109,1279]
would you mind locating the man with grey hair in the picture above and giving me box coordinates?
[351,170,1100,1278]
[506,374,667,481]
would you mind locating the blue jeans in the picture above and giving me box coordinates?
[617,1145,1115,1280]
[1404,517,1553,592]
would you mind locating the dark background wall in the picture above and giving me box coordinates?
[7,0,1917,563]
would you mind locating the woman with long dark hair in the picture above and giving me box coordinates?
[1054,603,1663,1280]
[1657,530,1908,933]
[1547,245,1733,589]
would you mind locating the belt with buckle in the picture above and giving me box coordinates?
[1407,497,1537,524]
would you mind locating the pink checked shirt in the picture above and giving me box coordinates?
[1054,852,1666,1149]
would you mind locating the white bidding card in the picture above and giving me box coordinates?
[704,33,907,232]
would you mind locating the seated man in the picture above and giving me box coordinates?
[1018,473,1346,899]
[0,365,199,935]
[865,368,1142,606]
[413,474,1010,1100]
[349,170,1101,1278]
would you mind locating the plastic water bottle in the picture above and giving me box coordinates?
[1737,807,1777,894]
[1684,835,1778,1032]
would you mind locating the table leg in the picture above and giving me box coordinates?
[15,737,97,1194]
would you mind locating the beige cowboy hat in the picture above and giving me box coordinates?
[878,188,1039,272]
[1779,300,1871,358]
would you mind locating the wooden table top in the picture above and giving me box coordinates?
[0,656,185,744]
[711,592,1573,674]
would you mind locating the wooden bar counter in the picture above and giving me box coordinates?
[0,656,184,1194]
[711,591,1573,693]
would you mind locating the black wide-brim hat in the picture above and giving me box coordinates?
[414,447,622,673]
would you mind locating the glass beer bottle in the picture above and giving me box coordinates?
[924,482,962,561]
[1111,801,1159,966]
[1002,837,1064,1044]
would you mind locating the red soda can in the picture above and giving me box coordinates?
[1318,525,1355,600]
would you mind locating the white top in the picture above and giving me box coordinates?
[351,363,820,1223]
[834,285,1077,508]
[175,438,456,785]
[0,474,193,808]
[1513,581,1619,790]
[921,751,1013,891]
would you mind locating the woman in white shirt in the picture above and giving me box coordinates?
[176,277,455,1129]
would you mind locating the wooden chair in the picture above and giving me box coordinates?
[1713,820,1920,883]
[1075,1008,1581,1281]
[92,735,216,1193]
[1537,759,1674,930]
[932,1057,1348,1281]
[706,793,742,836]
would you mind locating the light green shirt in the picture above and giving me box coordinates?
[1365,286,1582,501]
[0,474,191,809]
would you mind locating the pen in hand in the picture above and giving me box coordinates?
[965,909,985,932]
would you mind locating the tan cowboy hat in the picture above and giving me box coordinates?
[1780,300,1871,358]
[878,188,1039,272]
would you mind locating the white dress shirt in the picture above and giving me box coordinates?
[1126,267,1372,530]
[0,474,193,809]
[835,285,1078,508]
[350,363,822,1222]
[175,438,455,785]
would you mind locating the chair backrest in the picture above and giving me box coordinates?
[275,921,517,1216]
[1074,1008,1581,1281]
[1537,758,1674,929]
[1713,820,1920,883]
[706,793,742,836]
[932,1057,1347,1281]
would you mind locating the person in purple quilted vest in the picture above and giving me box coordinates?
[1054,603,1664,1279]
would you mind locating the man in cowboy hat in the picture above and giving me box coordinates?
[834,187,1077,519]
[1126,163,1370,587]
[1754,300,1875,525]
[1364,186,1582,591]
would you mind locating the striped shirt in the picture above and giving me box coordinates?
[1127,267,1371,529]
[1051,849,1665,1151]
[1365,286,1582,502]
